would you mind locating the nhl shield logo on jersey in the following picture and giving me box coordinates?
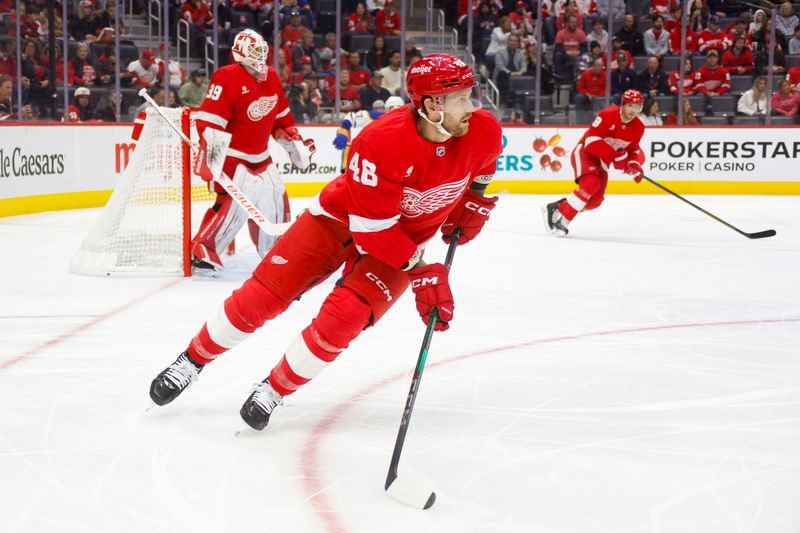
[436,146,445,156]
[247,95,278,121]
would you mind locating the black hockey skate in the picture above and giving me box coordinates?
[239,379,283,431]
[191,257,218,271]
[149,351,203,406]
[542,199,570,237]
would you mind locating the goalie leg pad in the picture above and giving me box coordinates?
[191,166,271,267]
[245,167,291,257]
[188,277,290,364]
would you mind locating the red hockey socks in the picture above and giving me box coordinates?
[187,277,290,365]
[269,287,372,396]
[559,175,603,221]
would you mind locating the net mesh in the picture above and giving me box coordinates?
[71,107,214,276]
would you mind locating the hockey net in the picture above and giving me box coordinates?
[70,107,218,277]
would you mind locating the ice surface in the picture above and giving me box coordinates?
[1,195,799,533]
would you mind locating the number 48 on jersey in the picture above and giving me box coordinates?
[349,152,378,187]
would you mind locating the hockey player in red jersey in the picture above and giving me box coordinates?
[190,28,316,270]
[149,54,504,431]
[543,89,646,236]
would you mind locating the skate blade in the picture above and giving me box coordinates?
[235,423,256,437]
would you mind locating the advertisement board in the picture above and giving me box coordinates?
[1,122,798,217]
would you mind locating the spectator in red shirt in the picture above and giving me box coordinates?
[346,51,371,89]
[182,0,214,30]
[787,65,800,93]
[694,49,729,112]
[722,36,753,75]
[282,10,309,49]
[771,79,800,116]
[556,1,584,33]
[575,57,606,110]
[375,0,401,35]
[698,16,727,53]
[724,18,752,49]
[182,0,214,58]
[43,43,79,87]
[327,69,361,113]
[348,2,373,32]
[510,0,534,34]
[232,0,272,16]
[669,16,698,54]
[554,14,587,78]
[668,56,695,95]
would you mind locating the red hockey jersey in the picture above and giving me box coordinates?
[721,48,753,74]
[576,106,645,170]
[786,66,800,88]
[668,70,695,95]
[697,29,727,52]
[694,65,730,94]
[194,63,294,164]
[310,106,503,269]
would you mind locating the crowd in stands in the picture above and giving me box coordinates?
[0,0,426,122]
[462,0,800,123]
[2,0,800,123]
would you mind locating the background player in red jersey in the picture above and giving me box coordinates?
[149,54,503,432]
[543,89,646,237]
[190,28,316,270]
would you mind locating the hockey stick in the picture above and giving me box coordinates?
[385,229,461,510]
[138,88,292,237]
[641,175,777,239]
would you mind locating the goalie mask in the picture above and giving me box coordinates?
[232,29,269,81]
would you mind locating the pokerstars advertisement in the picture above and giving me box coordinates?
[496,126,800,183]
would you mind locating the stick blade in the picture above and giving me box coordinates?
[747,229,777,239]
[385,474,436,510]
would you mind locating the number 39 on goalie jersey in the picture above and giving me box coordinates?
[310,105,503,269]
[194,64,294,164]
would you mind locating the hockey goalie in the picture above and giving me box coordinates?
[191,29,316,270]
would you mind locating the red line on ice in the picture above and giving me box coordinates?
[300,317,800,533]
[0,279,183,372]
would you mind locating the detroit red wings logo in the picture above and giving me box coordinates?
[399,174,471,218]
[247,95,278,121]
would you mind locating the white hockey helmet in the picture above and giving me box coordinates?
[231,29,269,81]
[385,96,404,111]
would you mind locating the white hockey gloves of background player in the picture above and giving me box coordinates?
[274,126,316,169]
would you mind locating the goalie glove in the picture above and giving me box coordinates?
[275,126,316,170]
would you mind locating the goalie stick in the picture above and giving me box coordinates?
[138,89,292,237]
[641,175,777,240]
[385,229,461,510]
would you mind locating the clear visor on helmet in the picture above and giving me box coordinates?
[440,84,482,115]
